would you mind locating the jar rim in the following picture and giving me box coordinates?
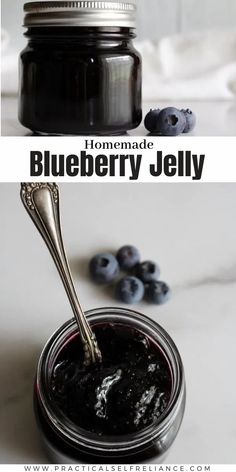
[23,1,137,28]
[36,307,185,453]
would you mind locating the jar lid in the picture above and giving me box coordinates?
[24,1,137,27]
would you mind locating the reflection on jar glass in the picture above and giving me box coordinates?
[34,308,186,464]
[18,2,142,135]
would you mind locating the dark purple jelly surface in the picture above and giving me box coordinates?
[51,324,172,436]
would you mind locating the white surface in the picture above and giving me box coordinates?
[0,183,236,463]
[2,96,236,136]
[137,32,236,100]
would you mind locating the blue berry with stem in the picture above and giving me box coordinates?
[181,108,196,133]
[117,245,140,271]
[136,261,160,283]
[144,109,161,133]
[89,253,119,284]
[146,281,171,305]
[116,276,145,304]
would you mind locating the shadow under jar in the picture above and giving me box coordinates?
[19,1,142,135]
[34,308,186,464]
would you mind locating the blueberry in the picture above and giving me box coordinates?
[181,108,196,133]
[146,281,171,305]
[136,261,160,283]
[117,245,140,270]
[116,276,145,304]
[151,107,186,136]
[144,109,161,133]
[89,253,119,284]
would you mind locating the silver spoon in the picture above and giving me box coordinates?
[20,182,102,367]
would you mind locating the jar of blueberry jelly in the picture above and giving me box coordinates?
[18,1,142,135]
[34,307,186,463]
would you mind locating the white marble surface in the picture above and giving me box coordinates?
[0,183,236,464]
[2,96,236,136]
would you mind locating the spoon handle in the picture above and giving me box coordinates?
[20,183,102,366]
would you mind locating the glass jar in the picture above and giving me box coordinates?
[18,1,142,135]
[34,307,186,464]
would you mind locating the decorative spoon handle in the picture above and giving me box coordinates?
[20,183,102,366]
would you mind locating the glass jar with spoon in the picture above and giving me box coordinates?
[21,183,186,463]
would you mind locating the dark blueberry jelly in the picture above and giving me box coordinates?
[50,324,172,436]
[19,27,142,135]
